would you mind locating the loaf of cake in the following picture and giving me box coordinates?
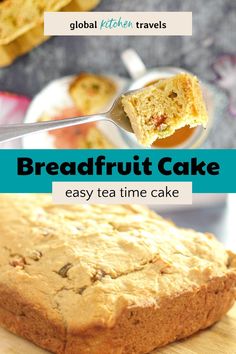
[0,195,235,354]
[122,73,208,146]
[69,73,117,115]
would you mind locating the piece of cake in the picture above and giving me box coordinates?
[0,0,72,45]
[0,195,235,354]
[69,72,117,115]
[0,0,101,67]
[122,73,208,146]
[0,23,48,68]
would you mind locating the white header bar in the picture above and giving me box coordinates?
[44,12,192,36]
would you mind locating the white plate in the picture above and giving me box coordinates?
[23,74,130,149]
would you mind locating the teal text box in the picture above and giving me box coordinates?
[0,149,235,193]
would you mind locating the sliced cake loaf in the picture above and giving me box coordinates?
[0,0,101,67]
[0,0,72,45]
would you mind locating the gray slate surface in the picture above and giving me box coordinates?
[0,0,236,147]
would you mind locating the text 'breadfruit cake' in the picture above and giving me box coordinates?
[122,73,208,146]
[0,195,235,354]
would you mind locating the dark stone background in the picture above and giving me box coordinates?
[0,0,236,147]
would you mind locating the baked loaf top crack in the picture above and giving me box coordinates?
[0,194,235,338]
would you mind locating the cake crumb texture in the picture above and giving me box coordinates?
[122,73,208,146]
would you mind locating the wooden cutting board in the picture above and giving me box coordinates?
[0,305,235,354]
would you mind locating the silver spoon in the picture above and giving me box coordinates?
[0,91,136,143]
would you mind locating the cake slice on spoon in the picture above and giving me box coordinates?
[122,73,208,146]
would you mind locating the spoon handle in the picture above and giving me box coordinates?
[0,114,106,143]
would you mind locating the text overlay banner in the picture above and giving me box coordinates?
[44,12,192,36]
[52,182,192,205]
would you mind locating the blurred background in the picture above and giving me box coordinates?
[159,194,236,251]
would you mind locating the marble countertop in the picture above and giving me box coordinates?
[0,0,235,147]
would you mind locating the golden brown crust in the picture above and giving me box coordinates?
[0,284,66,354]
[0,195,235,354]
[0,274,235,354]
[66,274,236,354]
